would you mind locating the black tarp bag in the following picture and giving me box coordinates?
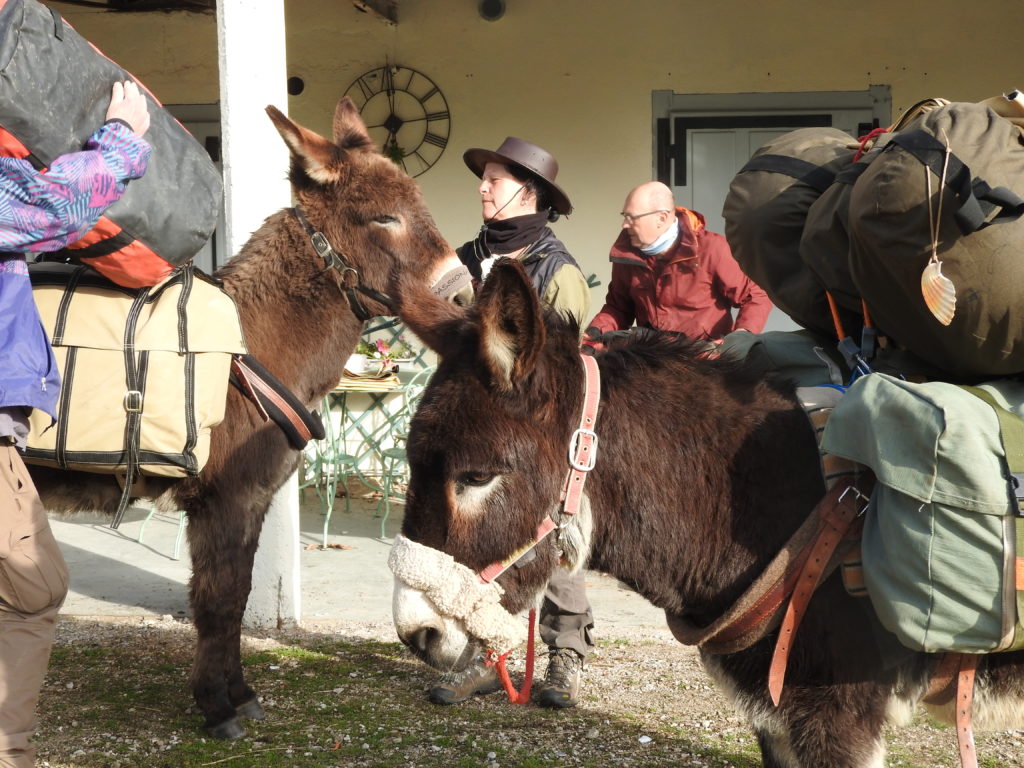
[0,0,222,287]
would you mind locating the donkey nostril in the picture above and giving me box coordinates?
[409,627,439,656]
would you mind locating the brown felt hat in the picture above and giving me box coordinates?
[463,136,573,215]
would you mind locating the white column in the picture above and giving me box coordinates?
[216,0,300,628]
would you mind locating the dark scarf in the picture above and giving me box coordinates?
[477,211,550,255]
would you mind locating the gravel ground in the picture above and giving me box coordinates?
[34,615,1024,768]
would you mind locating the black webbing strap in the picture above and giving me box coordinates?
[737,154,838,193]
[834,161,870,185]
[49,6,62,40]
[111,287,152,529]
[887,129,1024,235]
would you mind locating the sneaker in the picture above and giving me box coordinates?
[534,648,583,708]
[427,658,502,705]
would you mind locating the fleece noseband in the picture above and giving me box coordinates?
[390,353,601,656]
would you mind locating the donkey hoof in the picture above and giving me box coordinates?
[207,716,246,740]
[235,697,266,720]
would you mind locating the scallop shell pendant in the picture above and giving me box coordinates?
[921,259,956,326]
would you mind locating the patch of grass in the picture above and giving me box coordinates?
[34,618,1024,768]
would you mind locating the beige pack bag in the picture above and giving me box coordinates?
[24,263,246,479]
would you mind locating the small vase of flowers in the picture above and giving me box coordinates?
[349,337,416,376]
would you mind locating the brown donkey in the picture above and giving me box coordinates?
[30,97,461,738]
[391,258,1024,768]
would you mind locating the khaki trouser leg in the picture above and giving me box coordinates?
[0,445,69,768]
[539,566,595,660]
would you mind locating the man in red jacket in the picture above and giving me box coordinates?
[586,181,771,344]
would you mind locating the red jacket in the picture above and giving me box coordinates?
[588,207,771,341]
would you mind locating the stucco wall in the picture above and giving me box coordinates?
[53,0,1024,311]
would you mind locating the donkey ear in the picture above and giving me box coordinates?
[476,259,546,390]
[332,96,376,150]
[266,104,343,185]
[394,269,470,360]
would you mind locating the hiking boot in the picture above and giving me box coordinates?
[534,648,583,708]
[427,658,502,705]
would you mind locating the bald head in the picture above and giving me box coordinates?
[620,181,676,250]
[624,181,675,213]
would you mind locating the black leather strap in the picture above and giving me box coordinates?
[888,129,1024,234]
[739,154,838,193]
[230,354,325,449]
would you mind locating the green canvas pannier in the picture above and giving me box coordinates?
[821,373,1024,653]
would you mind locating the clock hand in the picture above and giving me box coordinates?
[383,66,396,115]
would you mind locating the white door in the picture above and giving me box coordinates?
[665,112,881,329]
[653,90,890,332]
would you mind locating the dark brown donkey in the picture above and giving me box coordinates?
[29,97,460,739]
[391,259,1024,768]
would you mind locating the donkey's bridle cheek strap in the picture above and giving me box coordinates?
[561,353,601,516]
[472,353,602,584]
[292,205,397,321]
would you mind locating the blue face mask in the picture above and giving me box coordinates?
[639,219,679,255]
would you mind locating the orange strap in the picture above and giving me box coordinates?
[825,291,846,341]
[956,654,979,768]
[767,483,868,705]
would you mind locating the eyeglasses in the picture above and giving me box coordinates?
[620,210,668,224]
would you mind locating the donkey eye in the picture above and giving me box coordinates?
[373,214,400,226]
[458,471,495,487]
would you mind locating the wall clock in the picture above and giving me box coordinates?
[343,64,450,178]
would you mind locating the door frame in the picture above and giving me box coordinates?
[651,87,892,185]
[166,103,225,274]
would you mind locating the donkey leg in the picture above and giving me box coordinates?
[223,619,265,720]
[781,685,888,768]
[754,728,795,768]
[186,503,263,738]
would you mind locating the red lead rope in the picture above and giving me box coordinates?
[487,609,538,704]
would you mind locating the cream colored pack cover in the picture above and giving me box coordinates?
[24,263,247,477]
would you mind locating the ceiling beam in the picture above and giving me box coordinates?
[351,0,397,25]
[56,0,214,10]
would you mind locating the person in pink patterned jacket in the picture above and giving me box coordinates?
[0,80,150,768]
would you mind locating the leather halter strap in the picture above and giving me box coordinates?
[292,206,396,321]
[476,353,601,582]
[664,474,872,655]
[766,480,870,705]
[230,354,325,449]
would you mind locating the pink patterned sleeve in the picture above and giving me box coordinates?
[0,120,151,253]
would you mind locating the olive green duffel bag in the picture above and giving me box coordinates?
[723,127,862,338]
[847,97,1024,378]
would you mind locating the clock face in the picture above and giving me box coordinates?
[343,65,450,178]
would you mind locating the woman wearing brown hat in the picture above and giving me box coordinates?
[427,137,594,709]
[454,136,591,325]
